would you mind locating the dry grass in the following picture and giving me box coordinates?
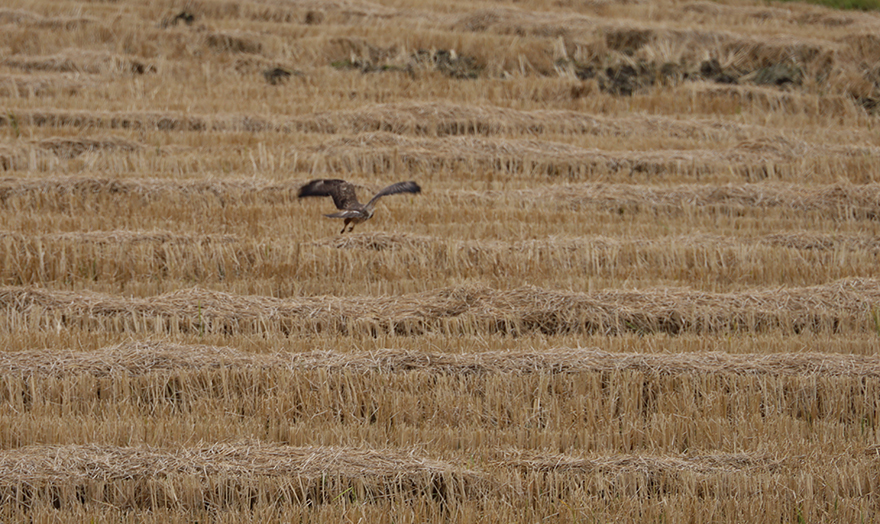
[0,110,263,133]
[5,342,880,378]
[0,74,92,98]
[5,0,880,520]
[1,342,879,520]
[1,278,878,336]
[1,442,875,520]
[516,181,880,214]
[309,132,852,180]
[2,100,855,142]
[2,103,765,140]
[289,101,763,138]
[5,176,880,214]
[3,228,880,297]
[4,341,880,452]
[1,51,152,75]
[0,443,482,510]
[1,340,879,520]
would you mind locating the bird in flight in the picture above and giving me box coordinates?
[298,179,421,234]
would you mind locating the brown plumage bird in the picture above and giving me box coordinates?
[297,179,421,234]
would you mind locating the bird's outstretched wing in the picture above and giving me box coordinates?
[324,210,363,218]
[366,181,421,209]
[298,179,360,210]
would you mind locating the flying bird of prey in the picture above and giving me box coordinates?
[298,179,422,234]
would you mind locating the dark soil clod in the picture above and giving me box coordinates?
[263,67,300,85]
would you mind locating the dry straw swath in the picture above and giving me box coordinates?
[0,443,482,510]
[0,101,845,141]
[4,343,880,378]
[1,279,878,336]
[0,443,875,513]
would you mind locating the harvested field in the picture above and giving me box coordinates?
[4,0,880,520]
[2,343,880,521]
[1,443,874,522]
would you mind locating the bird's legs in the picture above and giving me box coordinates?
[339,217,362,234]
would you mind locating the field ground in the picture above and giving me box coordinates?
[2,0,880,521]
